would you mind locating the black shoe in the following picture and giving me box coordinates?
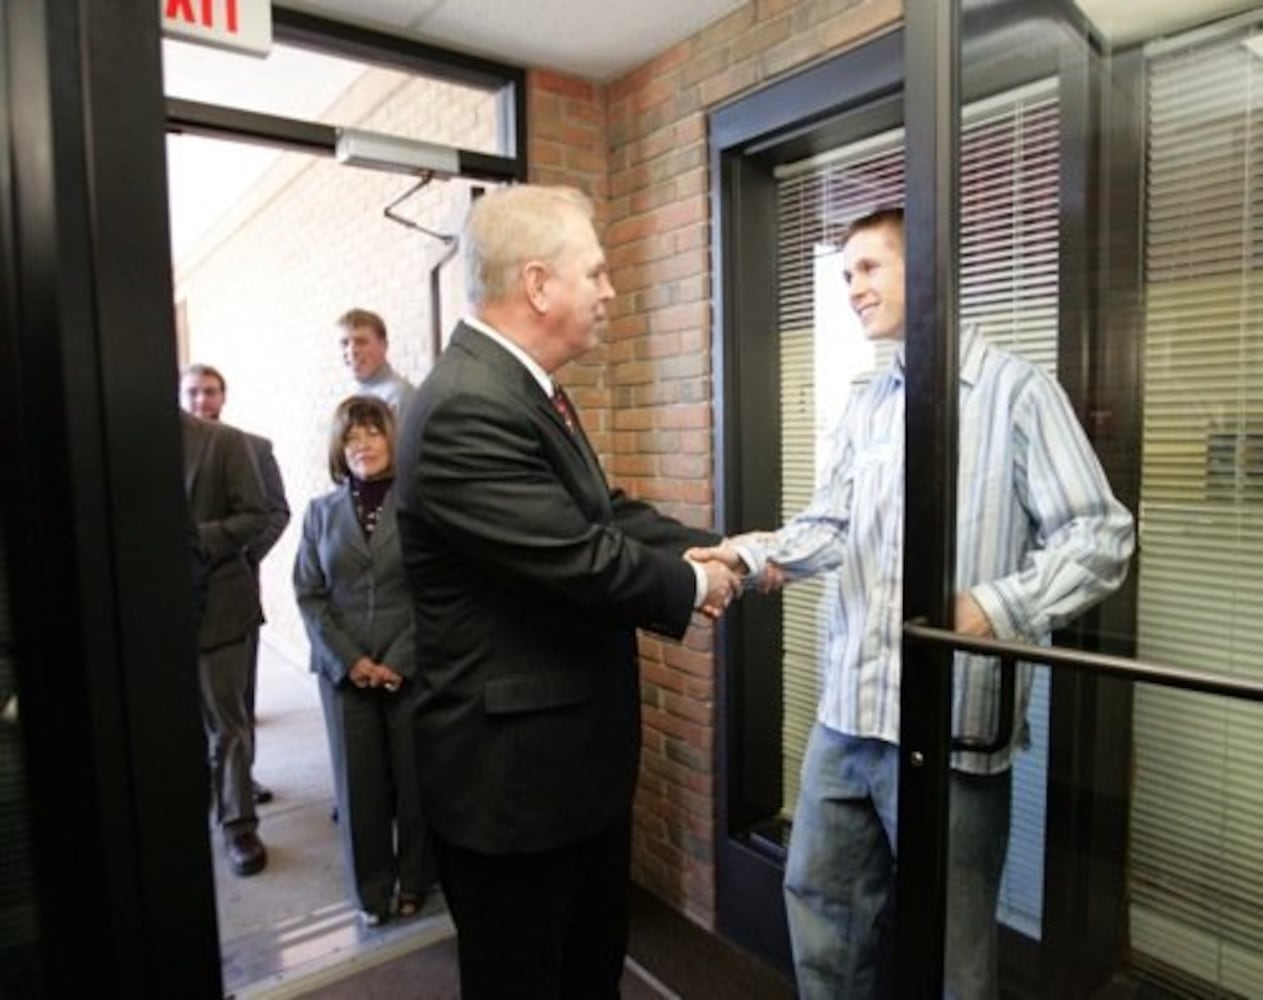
[226,830,267,877]
[252,781,274,805]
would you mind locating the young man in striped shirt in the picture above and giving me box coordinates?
[695,207,1134,999]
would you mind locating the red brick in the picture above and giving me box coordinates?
[660,452,711,480]
[531,70,597,101]
[662,643,716,678]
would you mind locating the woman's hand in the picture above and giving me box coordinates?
[348,658,404,691]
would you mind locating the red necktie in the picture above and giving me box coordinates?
[551,384,576,434]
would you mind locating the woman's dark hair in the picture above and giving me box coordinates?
[327,395,395,483]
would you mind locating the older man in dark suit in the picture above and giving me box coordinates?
[181,410,270,876]
[395,185,741,998]
[181,363,290,805]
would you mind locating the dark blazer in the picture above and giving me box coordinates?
[181,412,268,651]
[293,486,415,686]
[243,431,289,568]
[395,323,719,854]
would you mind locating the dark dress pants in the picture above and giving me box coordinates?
[320,678,433,913]
[432,817,632,1000]
[198,636,256,832]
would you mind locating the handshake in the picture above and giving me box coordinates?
[684,536,786,620]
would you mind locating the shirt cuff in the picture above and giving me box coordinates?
[970,582,1022,641]
[730,541,763,578]
[691,560,709,609]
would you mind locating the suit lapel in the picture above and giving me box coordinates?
[450,325,610,491]
[369,490,399,556]
[182,415,210,497]
[334,487,371,559]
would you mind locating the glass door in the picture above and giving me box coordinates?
[900,0,1263,995]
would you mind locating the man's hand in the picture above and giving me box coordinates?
[760,561,787,594]
[686,537,786,594]
[684,541,746,572]
[696,558,742,619]
[954,592,995,638]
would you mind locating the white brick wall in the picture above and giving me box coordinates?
[175,69,497,668]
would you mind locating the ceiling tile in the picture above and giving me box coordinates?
[280,0,745,81]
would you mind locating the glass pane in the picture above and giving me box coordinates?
[1129,5,1263,995]
[941,1,1263,996]
[162,37,510,157]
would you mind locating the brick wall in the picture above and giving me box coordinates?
[528,0,900,928]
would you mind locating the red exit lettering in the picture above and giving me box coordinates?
[165,0,240,34]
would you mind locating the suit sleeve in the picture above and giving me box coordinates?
[609,488,719,553]
[198,427,268,564]
[247,439,290,564]
[411,393,699,637]
[292,502,362,685]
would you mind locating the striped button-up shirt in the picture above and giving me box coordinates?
[736,327,1135,774]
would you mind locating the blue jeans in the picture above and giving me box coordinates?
[784,725,1012,1000]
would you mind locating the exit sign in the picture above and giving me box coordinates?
[161,0,272,57]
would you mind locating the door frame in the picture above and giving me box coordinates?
[2,1,220,993]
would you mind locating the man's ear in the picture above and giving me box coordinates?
[523,261,550,314]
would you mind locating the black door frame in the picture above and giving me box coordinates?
[2,0,220,994]
[1,4,531,996]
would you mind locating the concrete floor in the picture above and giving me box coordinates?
[212,636,342,944]
[212,636,458,999]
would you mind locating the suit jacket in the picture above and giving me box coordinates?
[395,322,719,854]
[242,431,290,568]
[181,412,268,651]
[293,485,415,686]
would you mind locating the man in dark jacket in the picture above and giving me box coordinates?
[181,363,290,804]
[181,411,270,876]
[395,185,740,998]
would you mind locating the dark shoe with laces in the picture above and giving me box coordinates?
[226,830,267,877]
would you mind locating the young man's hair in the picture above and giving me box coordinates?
[840,206,904,250]
[181,362,227,392]
[336,308,388,342]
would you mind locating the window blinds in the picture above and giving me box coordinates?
[1131,21,1263,995]
[773,78,1061,938]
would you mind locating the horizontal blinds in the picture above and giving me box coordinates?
[774,82,1060,936]
[1132,23,1263,996]
[776,131,903,815]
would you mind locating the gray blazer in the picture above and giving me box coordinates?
[293,485,415,686]
[181,412,267,651]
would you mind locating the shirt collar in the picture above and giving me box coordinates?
[889,323,986,387]
[358,361,395,386]
[463,315,554,397]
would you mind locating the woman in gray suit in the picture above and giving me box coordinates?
[294,395,432,926]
